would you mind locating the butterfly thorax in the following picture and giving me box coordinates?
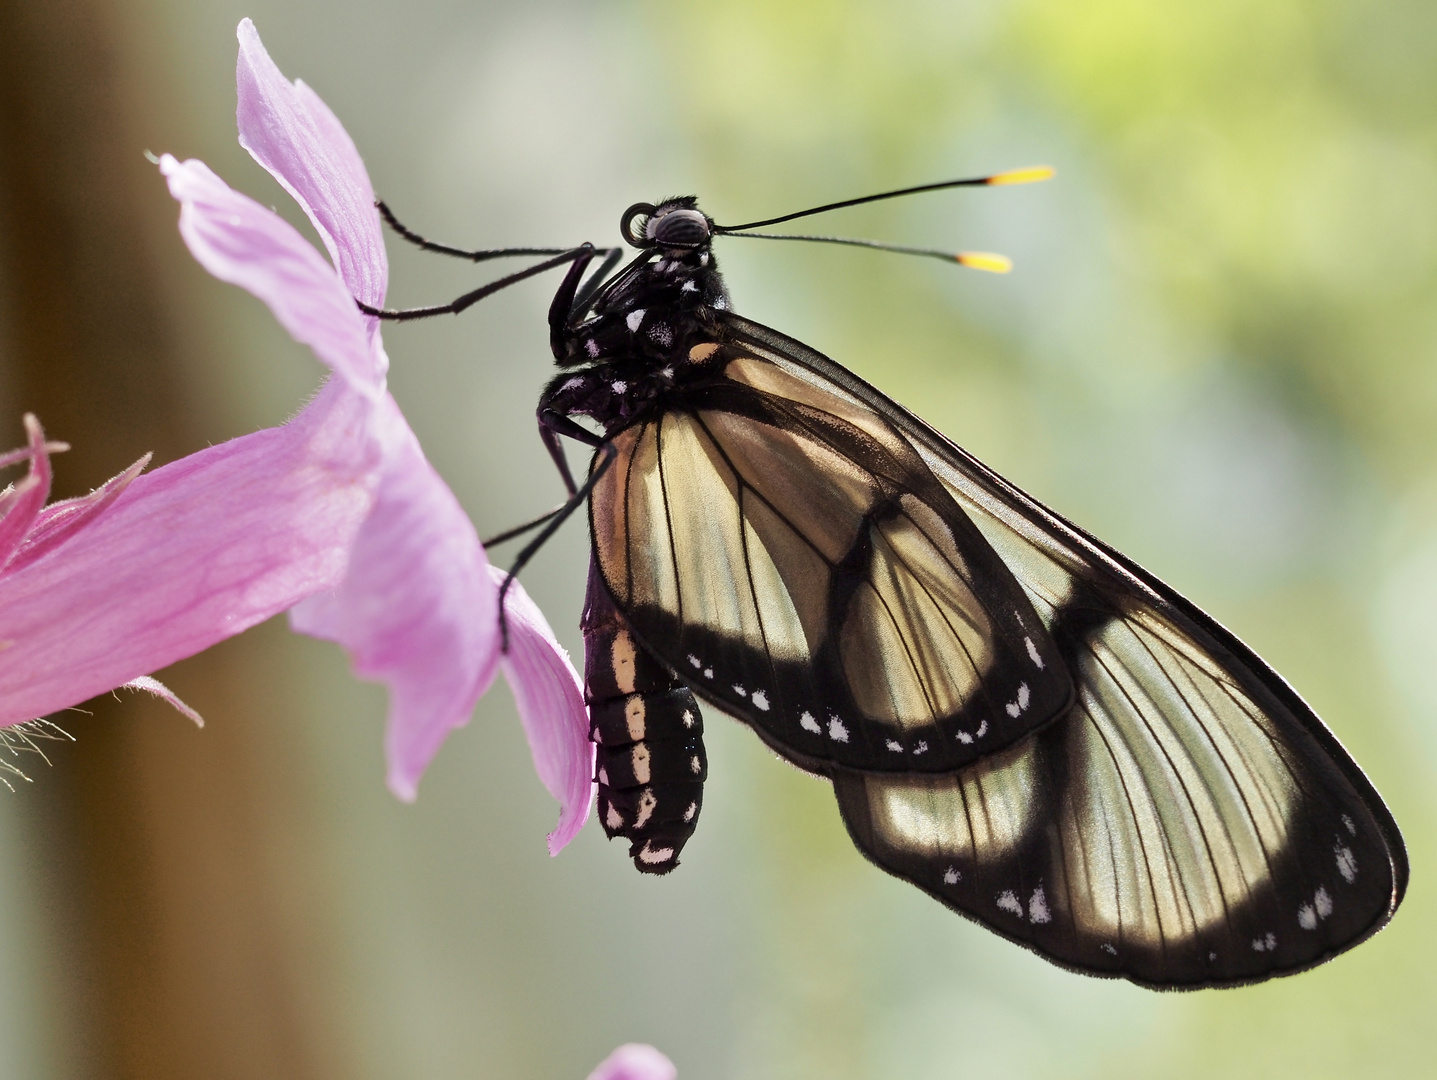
[544,201,733,435]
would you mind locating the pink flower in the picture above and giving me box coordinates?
[0,20,594,854]
[587,1044,678,1080]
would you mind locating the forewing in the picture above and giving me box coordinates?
[588,360,1070,773]
[723,314,1405,986]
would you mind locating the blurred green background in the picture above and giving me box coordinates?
[0,0,1434,1077]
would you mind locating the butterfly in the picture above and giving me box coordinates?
[365,169,1406,989]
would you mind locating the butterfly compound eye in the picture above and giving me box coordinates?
[649,208,711,249]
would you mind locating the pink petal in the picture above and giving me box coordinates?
[0,383,378,728]
[0,416,55,569]
[8,451,150,574]
[492,563,592,855]
[290,394,499,802]
[587,1044,678,1080]
[160,154,383,396]
[235,19,387,310]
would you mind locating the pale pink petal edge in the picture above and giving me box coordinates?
[587,1044,678,1080]
[492,565,593,855]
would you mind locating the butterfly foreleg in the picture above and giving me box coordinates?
[359,245,596,321]
[494,412,615,649]
[374,200,572,263]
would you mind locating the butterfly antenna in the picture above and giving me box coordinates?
[711,165,1053,232]
[716,231,1013,273]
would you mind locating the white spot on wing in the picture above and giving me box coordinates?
[827,715,849,742]
[1315,886,1333,918]
[682,709,695,728]
[1028,885,1051,924]
[955,730,973,745]
[886,740,903,753]
[1335,845,1357,883]
[913,740,928,755]
[626,309,645,332]
[1298,904,1317,930]
[1342,814,1356,835]
[975,720,988,738]
[610,380,628,394]
[681,279,697,292]
[561,376,585,391]
[1005,682,1031,718]
[605,804,624,830]
[751,690,770,711]
[703,668,713,679]
[688,655,701,668]
[690,755,702,774]
[996,890,1023,917]
[584,339,601,358]
[800,711,821,734]
[1251,932,1278,952]
[1025,636,1044,669]
[683,801,698,822]
[943,866,960,885]
[1101,943,1118,956]
[732,684,747,698]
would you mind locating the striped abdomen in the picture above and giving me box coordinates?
[581,561,706,874]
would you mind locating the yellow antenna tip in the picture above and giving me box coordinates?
[986,165,1055,186]
[956,251,1013,274]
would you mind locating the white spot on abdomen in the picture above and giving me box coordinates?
[634,789,657,829]
[610,380,628,394]
[637,842,675,865]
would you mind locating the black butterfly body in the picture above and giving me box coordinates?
[369,188,1407,989]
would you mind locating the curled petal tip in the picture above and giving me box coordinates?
[587,1044,677,1080]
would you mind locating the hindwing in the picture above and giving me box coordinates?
[722,314,1406,986]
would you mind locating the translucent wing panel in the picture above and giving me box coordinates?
[836,604,1395,985]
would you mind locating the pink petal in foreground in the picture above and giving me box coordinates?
[0,415,57,569]
[160,154,383,395]
[291,396,499,802]
[0,384,376,727]
[235,18,387,309]
[587,1044,678,1080]
[492,564,592,856]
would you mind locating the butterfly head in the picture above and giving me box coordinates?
[621,198,713,254]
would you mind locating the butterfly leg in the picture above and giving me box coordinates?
[376,200,570,263]
[494,410,614,648]
[359,245,596,321]
[582,559,706,874]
